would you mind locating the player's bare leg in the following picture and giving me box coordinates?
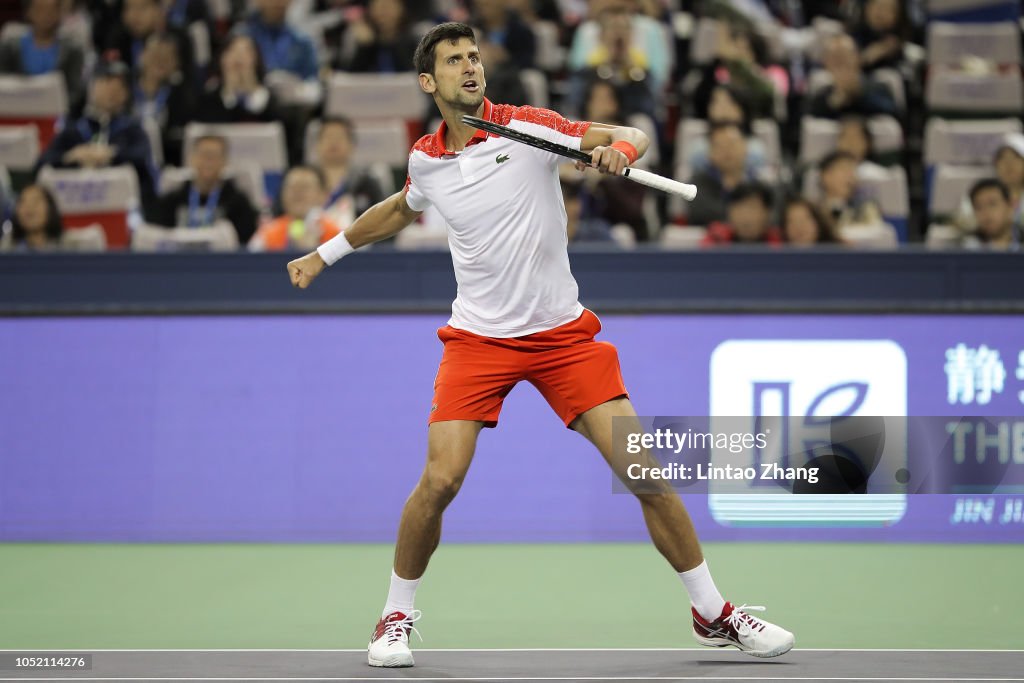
[394,419,484,578]
[571,397,703,571]
[368,419,484,668]
[572,397,795,658]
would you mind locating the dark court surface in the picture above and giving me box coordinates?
[1,649,1022,682]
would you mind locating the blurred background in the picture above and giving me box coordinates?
[1,0,1023,653]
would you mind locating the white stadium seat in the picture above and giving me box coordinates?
[803,165,909,218]
[304,118,410,167]
[660,225,707,249]
[927,21,1021,65]
[928,163,991,217]
[38,164,139,248]
[923,118,1024,166]
[799,116,904,165]
[0,72,68,149]
[131,221,239,252]
[0,125,40,170]
[325,72,423,120]
[926,67,1023,114]
[60,223,107,252]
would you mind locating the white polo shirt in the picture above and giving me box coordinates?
[404,99,591,338]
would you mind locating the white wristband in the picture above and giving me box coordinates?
[316,231,355,266]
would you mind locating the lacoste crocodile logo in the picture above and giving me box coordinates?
[495,154,510,164]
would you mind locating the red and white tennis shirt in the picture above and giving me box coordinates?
[404,98,591,338]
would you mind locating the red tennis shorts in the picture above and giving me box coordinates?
[429,309,629,428]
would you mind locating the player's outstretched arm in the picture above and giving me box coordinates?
[287,190,422,289]
[577,122,650,176]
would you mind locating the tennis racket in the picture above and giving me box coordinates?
[461,115,698,201]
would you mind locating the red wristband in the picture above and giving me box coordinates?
[610,140,639,165]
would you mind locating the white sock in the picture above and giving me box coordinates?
[382,569,421,618]
[679,560,726,622]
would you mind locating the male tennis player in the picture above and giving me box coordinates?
[287,22,794,668]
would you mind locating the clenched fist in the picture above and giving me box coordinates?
[287,251,326,289]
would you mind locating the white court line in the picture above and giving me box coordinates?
[1,677,1023,682]
[0,649,1021,653]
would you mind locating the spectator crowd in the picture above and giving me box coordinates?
[1,0,1022,252]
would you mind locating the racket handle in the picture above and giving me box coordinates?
[624,168,697,201]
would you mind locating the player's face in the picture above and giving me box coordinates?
[423,38,486,109]
[972,188,1013,239]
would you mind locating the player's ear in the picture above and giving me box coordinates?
[419,73,436,94]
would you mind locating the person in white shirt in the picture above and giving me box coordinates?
[286,21,794,669]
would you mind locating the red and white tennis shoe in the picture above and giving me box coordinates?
[692,602,794,658]
[367,610,422,667]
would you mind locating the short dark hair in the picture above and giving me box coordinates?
[970,178,1011,205]
[819,150,857,173]
[286,164,327,190]
[192,134,229,155]
[414,22,476,76]
[318,116,356,143]
[729,182,772,207]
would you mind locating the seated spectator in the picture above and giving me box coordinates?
[148,135,259,244]
[692,18,787,120]
[569,2,656,119]
[782,196,841,246]
[133,33,194,166]
[197,34,282,123]
[834,115,889,176]
[575,80,648,239]
[249,165,341,251]
[474,31,528,106]
[703,182,782,246]
[686,84,767,175]
[105,0,193,82]
[314,117,385,230]
[569,0,671,94]
[36,61,156,204]
[338,0,418,73]
[850,0,908,71]
[242,0,319,82]
[817,151,886,231]
[686,122,756,226]
[1,184,62,251]
[955,134,1024,236]
[562,178,615,244]
[471,0,536,70]
[0,0,86,107]
[809,34,897,119]
[966,179,1019,250]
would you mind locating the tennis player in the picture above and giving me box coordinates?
[287,22,794,667]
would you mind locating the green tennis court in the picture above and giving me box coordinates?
[2,543,1021,650]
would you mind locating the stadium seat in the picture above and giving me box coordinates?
[928,163,990,219]
[660,225,707,249]
[689,17,719,65]
[304,118,410,167]
[183,122,288,201]
[131,221,239,252]
[927,21,1021,66]
[925,67,1023,115]
[926,0,1021,22]
[924,223,963,248]
[799,116,904,166]
[60,223,107,251]
[0,125,40,170]
[673,118,781,177]
[159,165,267,212]
[923,117,1023,166]
[0,73,68,149]
[37,164,139,248]
[324,72,423,120]
[838,222,899,248]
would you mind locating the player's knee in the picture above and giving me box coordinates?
[419,467,465,507]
